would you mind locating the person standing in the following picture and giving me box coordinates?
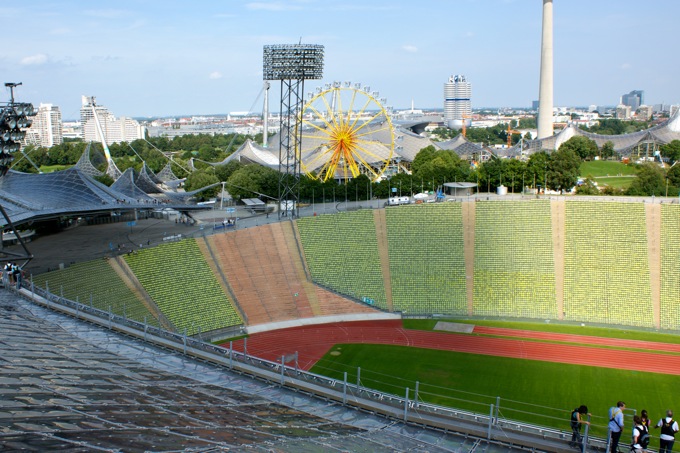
[608,401,626,453]
[632,415,650,452]
[656,410,679,453]
[641,410,651,429]
[570,405,590,448]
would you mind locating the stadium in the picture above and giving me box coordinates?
[5,195,680,452]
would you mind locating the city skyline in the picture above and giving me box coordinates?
[3,0,679,119]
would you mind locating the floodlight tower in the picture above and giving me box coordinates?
[0,82,36,265]
[263,44,324,218]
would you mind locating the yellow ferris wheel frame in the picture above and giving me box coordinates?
[298,84,395,182]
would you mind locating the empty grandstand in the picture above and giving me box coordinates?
[563,201,653,327]
[124,239,242,335]
[385,203,467,315]
[31,258,162,327]
[297,210,388,309]
[473,200,557,319]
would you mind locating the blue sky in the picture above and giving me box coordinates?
[2,0,678,119]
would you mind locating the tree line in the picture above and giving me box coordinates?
[16,130,680,201]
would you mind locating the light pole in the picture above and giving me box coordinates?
[220,181,226,209]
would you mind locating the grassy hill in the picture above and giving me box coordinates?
[580,160,637,190]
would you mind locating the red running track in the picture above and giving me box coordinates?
[225,320,680,375]
[473,326,680,353]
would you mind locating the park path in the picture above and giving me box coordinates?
[226,320,680,375]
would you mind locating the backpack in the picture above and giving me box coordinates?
[636,424,650,449]
[570,409,580,429]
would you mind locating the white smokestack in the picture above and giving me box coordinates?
[537,0,554,139]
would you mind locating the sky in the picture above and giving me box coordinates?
[2,0,679,119]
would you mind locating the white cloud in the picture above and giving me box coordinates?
[402,45,418,53]
[621,63,631,70]
[83,9,130,19]
[209,71,223,80]
[246,2,303,11]
[20,54,48,66]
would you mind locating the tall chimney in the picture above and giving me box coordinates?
[537,0,554,139]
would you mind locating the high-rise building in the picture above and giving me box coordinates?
[637,105,653,121]
[25,103,63,148]
[621,90,644,111]
[444,74,471,130]
[80,95,145,144]
[616,104,632,120]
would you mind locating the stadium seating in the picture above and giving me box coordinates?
[31,259,160,327]
[384,203,467,315]
[661,205,680,330]
[473,200,558,319]
[563,201,653,327]
[297,211,387,308]
[124,239,242,335]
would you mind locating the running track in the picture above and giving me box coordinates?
[225,320,680,375]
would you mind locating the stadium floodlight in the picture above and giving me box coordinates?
[262,44,324,219]
[262,44,324,81]
[0,92,36,177]
[0,82,36,266]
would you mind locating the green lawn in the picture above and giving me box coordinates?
[40,164,72,173]
[580,160,636,178]
[592,175,636,189]
[311,339,680,444]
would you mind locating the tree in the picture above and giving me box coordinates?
[601,141,616,160]
[626,163,665,196]
[527,151,549,189]
[226,165,278,201]
[667,163,680,188]
[184,169,219,200]
[547,148,580,193]
[660,140,680,164]
[558,136,598,160]
[575,178,600,195]
[214,160,244,182]
[504,158,528,193]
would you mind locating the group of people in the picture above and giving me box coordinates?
[2,262,22,289]
[571,401,679,452]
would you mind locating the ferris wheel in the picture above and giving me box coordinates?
[298,82,394,181]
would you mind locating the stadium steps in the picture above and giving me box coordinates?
[564,201,653,327]
[30,259,160,328]
[372,209,394,312]
[123,239,242,335]
[645,203,661,329]
[297,211,388,310]
[551,199,566,320]
[661,205,680,330]
[109,256,175,331]
[462,201,475,315]
[280,220,378,316]
[278,221,319,317]
[473,200,557,319]
[196,237,248,325]
[384,204,467,316]
[209,231,283,326]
